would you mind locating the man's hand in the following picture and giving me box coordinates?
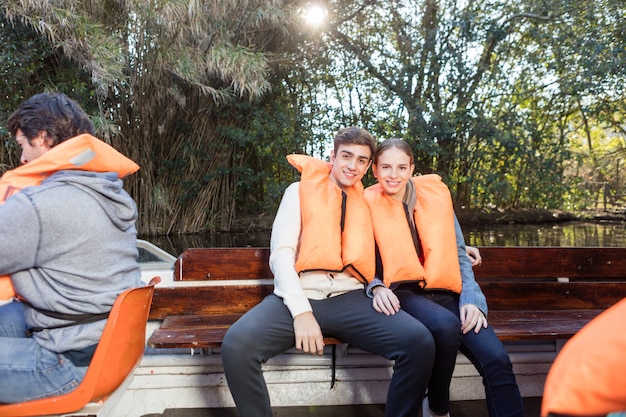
[372,286,401,316]
[293,311,325,355]
[460,304,488,334]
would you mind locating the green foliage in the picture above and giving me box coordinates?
[2,0,625,235]
[0,16,96,167]
[224,84,320,217]
[303,0,626,215]
[1,0,308,234]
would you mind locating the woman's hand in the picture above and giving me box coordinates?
[466,245,482,266]
[460,304,488,334]
[372,286,401,316]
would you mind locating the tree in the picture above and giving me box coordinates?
[310,0,626,210]
[1,0,305,234]
[2,0,625,232]
[0,15,96,168]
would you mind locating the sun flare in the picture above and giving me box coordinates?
[302,4,327,27]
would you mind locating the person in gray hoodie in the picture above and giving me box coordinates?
[0,93,143,403]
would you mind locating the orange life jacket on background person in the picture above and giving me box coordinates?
[287,154,375,283]
[364,174,462,292]
[0,279,13,302]
[541,297,626,417]
[0,134,140,300]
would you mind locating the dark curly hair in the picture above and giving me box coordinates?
[7,92,95,147]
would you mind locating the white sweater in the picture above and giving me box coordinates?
[269,182,364,318]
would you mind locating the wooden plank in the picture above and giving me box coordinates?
[171,247,626,282]
[489,310,603,341]
[488,309,602,322]
[148,327,228,348]
[159,313,242,329]
[149,285,273,320]
[147,309,605,348]
[475,247,626,280]
[147,315,342,349]
[481,282,626,310]
[174,248,271,281]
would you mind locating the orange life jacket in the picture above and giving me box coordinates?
[0,277,13,300]
[0,134,139,299]
[287,154,375,283]
[364,174,461,292]
[541,297,626,417]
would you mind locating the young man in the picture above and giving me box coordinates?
[222,127,435,417]
[0,92,143,403]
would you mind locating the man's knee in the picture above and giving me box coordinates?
[222,322,251,364]
[398,324,436,360]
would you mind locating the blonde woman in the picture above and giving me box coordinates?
[364,138,523,417]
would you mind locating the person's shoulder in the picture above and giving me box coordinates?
[23,171,99,200]
[20,178,66,196]
[277,182,301,208]
[285,182,300,192]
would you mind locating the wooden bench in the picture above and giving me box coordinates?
[476,246,626,341]
[147,246,626,349]
[113,246,626,414]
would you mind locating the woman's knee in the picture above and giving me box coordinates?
[469,343,514,377]
[488,347,514,371]
[426,313,461,348]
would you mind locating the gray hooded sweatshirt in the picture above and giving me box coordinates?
[0,169,143,354]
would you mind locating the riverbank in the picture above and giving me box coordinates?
[455,207,626,226]
[231,207,626,233]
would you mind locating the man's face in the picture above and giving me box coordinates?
[329,143,372,191]
[15,130,51,164]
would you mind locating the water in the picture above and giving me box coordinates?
[462,221,626,247]
[144,220,626,257]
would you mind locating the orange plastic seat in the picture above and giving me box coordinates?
[0,277,160,417]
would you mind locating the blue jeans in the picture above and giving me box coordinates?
[222,292,435,417]
[396,288,461,415]
[397,288,524,417]
[459,315,524,417]
[0,301,87,403]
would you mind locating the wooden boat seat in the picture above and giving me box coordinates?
[147,247,626,348]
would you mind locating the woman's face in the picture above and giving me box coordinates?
[372,146,414,200]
